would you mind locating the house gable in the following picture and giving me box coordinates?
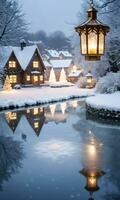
[5,51,23,74]
[25,48,45,73]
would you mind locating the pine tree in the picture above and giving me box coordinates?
[59,68,67,83]
[3,76,12,91]
[49,68,56,83]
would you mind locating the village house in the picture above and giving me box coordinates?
[44,59,74,83]
[59,51,73,60]
[0,41,45,87]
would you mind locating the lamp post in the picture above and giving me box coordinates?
[75,0,110,61]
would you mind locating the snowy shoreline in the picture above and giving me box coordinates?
[86,92,120,120]
[0,87,94,111]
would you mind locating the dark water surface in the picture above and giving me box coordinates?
[0,99,120,200]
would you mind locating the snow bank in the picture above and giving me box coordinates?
[86,92,120,112]
[0,86,94,111]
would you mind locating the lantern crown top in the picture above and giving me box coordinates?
[75,4,110,34]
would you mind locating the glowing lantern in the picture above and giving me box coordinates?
[86,71,93,88]
[75,0,110,61]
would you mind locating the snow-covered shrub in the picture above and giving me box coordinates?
[95,72,120,94]
[76,77,87,88]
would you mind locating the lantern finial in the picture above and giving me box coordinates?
[90,0,94,7]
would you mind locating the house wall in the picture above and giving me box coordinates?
[5,52,23,87]
[5,49,45,87]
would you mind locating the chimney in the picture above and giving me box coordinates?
[20,39,26,50]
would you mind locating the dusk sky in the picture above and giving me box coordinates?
[19,0,82,36]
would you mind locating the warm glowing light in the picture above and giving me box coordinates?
[40,75,43,81]
[72,65,77,73]
[81,33,87,54]
[88,144,96,156]
[3,76,12,91]
[9,75,17,83]
[27,109,30,113]
[88,32,97,54]
[26,75,30,81]
[49,104,56,116]
[5,112,17,121]
[59,68,67,83]
[34,75,38,82]
[9,61,16,68]
[33,61,39,68]
[49,68,56,83]
[33,108,39,115]
[60,102,67,114]
[34,122,39,128]
[88,176,97,188]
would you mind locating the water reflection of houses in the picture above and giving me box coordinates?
[4,107,45,136]
[3,100,82,136]
[25,107,45,136]
[45,102,69,124]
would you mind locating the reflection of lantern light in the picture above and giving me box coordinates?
[75,0,110,61]
[86,175,99,192]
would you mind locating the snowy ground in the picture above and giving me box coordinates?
[0,86,94,110]
[86,92,120,112]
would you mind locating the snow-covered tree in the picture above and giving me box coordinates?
[0,0,27,45]
[95,71,120,94]
[49,68,56,83]
[59,68,67,83]
[3,75,12,91]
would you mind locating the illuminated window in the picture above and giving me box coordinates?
[33,108,39,115]
[40,75,43,81]
[9,61,16,68]
[9,75,17,83]
[40,107,43,113]
[27,109,30,113]
[6,112,17,120]
[33,61,39,68]
[34,76,38,82]
[26,75,30,81]
[34,122,39,128]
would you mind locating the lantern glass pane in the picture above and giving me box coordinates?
[88,31,97,55]
[99,32,104,54]
[81,32,87,54]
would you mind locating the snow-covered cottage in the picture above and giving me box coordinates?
[0,42,45,87]
[59,51,73,60]
[44,59,73,83]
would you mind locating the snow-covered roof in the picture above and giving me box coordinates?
[50,59,72,69]
[59,51,72,58]
[47,50,59,58]
[0,46,12,71]
[86,72,93,77]
[0,45,42,71]
[43,60,52,68]
[68,70,83,77]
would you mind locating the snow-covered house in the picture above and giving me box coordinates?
[46,50,60,60]
[59,51,73,60]
[44,59,73,82]
[0,43,45,87]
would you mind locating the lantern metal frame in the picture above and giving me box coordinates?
[75,0,110,61]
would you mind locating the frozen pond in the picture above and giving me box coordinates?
[0,99,120,200]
